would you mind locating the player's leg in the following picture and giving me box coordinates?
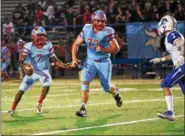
[9,74,38,114]
[97,59,122,107]
[178,64,185,94]
[158,65,184,121]
[38,70,52,113]
[76,59,97,117]
[178,77,185,95]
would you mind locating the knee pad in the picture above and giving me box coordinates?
[81,83,89,91]
[161,79,172,88]
[101,83,111,92]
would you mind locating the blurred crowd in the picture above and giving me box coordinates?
[1,0,184,79]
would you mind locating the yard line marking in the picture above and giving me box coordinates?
[33,115,184,135]
[1,80,160,86]
[2,97,183,113]
[2,87,181,100]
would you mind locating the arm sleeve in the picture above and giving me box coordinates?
[79,24,88,40]
[105,27,115,42]
[167,31,181,45]
[22,43,31,56]
[48,42,56,57]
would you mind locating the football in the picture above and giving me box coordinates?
[23,63,33,76]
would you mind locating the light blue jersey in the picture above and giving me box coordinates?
[79,24,115,92]
[80,24,115,60]
[19,41,55,91]
[22,41,55,71]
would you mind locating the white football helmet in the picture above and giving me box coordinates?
[157,15,177,35]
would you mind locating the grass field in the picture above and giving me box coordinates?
[1,78,184,135]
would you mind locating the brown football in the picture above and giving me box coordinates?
[23,63,33,76]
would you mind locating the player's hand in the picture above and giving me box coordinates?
[95,45,103,52]
[150,58,161,64]
[64,62,73,69]
[71,59,81,68]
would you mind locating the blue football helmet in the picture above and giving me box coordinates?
[31,26,47,49]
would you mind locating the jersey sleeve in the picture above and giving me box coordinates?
[22,43,31,56]
[167,31,181,45]
[48,41,55,57]
[105,27,115,42]
[79,24,89,40]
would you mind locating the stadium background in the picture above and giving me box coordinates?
[1,0,184,79]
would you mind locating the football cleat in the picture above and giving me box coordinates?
[36,102,42,113]
[8,110,15,115]
[157,110,175,121]
[114,89,122,107]
[76,106,87,117]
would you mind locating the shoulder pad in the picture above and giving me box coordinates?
[167,31,181,44]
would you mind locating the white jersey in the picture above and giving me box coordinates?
[165,30,184,67]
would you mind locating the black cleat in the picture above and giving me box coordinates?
[76,106,87,117]
[114,89,122,107]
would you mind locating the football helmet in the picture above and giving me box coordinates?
[92,10,107,31]
[31,26,47,49]
[158,15,177,35]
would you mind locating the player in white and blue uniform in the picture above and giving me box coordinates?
[1,40,11,80]
[9,26,69,114]
[150,15,185,121]
[71,10,122,117]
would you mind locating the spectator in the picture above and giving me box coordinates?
[38,0,47,10]
[3,17,14,37]
[143,1,153,21]
[175,4,184,20]
[42,16,57,31]
[136,4,145,21]
[64,7,76,32]
[35,6,44,24]
[14,2,26,13]
[82,5,92,24]
[55,40,66,77]
[106,6,116,24]
[43,1,55,19]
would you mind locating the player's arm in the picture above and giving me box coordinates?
[19,53,27,64]
[95,38,120,54]
[174,38,185,56]
[50,55,67,69]
[150,54,171,64]
[72,35,84,67]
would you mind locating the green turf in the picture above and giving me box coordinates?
[1,78,184,135]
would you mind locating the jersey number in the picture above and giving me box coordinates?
[37,54,42,62]
[87,38,99,48]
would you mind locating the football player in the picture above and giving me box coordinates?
[1,40,11,80]
[71,10,123,117]
[8,26,70,114]
[150,15,185,121]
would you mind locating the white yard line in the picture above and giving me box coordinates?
[1,87,181,100]
[33,115,184,135]
[2,97,183,113]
